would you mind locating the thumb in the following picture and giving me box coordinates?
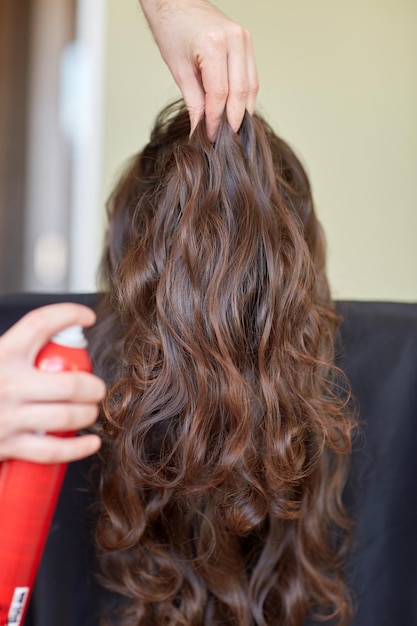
[177,71,206,136]
[0,303,96,365]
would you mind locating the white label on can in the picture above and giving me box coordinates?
[7,588,30,625]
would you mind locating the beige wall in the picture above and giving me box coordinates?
[102,0,417,301]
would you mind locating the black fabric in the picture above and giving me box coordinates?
[0,294,416,625]
[335,301,417,625]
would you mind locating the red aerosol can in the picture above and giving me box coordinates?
[0,325,92,626]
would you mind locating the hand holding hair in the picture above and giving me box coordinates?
[139,0,259,140]
[0,303,105,463]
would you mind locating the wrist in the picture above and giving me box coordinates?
[139,0,208,22]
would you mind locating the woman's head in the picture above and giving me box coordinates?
[93,102,354,626]
[102,102,329,308]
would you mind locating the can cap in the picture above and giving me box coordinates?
[50,325,88,348]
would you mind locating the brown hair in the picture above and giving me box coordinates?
[91,102,355,625]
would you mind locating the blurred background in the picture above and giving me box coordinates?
[0,0,416,300]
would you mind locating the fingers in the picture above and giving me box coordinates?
[0,370,106,462]
[0,303,106,463]
[0,369,106,404]
[0,432,101,464]
[179,70,206,136]
[198,26,259,140]
[0,401,101,439]
[0,303,96,365]
[198,30,231,141]
[242,31,259,116]
[140,0,259,140]
[223,28,250,134]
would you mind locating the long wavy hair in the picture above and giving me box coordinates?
[90,102,355,625]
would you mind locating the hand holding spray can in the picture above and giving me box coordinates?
[0,325,92,626]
